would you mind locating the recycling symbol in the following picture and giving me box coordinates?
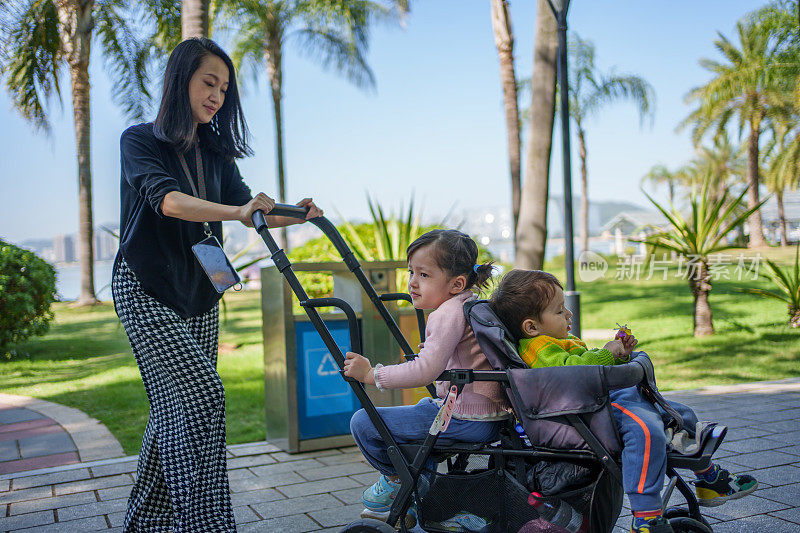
[317,353,339,376]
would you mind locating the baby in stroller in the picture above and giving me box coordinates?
[489,269,758,533]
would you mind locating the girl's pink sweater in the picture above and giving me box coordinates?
[374,291,511,419]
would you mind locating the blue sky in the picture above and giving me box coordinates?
[0,0,767,242]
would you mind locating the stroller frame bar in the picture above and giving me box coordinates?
[252,207,442,530]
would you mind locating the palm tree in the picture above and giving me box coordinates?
[1,0,148,305]
[681,18,791,248]
[637,181,766,336]
[689,134,746,205]
[182,0,210,38]
[641,164,679,206]
[226,0,406,250]
[490,0,521,246]
[515,0,557,270]
[566,34,654,257]
[763,128,800,246]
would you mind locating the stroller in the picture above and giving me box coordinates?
[252,207,726,533]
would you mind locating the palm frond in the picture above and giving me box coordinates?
[229,16,269,85]
[95,4,151,122]
[335,208,375,261]
[290,27,375,90]
[744,243,800,319]
[583,73,655,126]
[739,286,791,304]
[1,0,62,133]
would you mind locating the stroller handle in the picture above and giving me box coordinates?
[251,204,311,230]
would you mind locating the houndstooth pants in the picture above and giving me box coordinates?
[112,258,235,532]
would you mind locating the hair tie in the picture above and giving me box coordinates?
[473,264,480,274]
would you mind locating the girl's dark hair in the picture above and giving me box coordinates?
[154,37,252,159]
[489,269,563,341]
[406,229,494,292]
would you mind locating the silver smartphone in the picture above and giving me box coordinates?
[191,235,240,293]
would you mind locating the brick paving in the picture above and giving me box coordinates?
[1,379,799,532]
[0,406,79,475]
[0,394,124,477]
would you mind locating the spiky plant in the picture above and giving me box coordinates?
[636,181,767,336]
[743,243,800,327]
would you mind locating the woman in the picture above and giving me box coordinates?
[112,37,321,532]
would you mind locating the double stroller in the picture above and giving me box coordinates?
[252,207,727,533]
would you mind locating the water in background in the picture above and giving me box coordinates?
[55,239,617,301]
[56,261,115,301]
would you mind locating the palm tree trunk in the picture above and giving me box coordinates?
[265,20,288,250]
[59,0,98,306]
[668,179,674,205]
[181,0,209,39]
[690,261,713,336]
[490,0,521,247]
[577,126,589,257]
[515,0,557,270]
[790,306,799,328]
[745,118,766,247]
[777,190,787,247]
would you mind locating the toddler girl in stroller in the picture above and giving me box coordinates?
[343,229,512,528]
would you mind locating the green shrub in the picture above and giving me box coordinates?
[0,240,57,357]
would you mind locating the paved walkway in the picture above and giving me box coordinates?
[0,394,124,476]
[1,379,799,532]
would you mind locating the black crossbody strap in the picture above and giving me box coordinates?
[176,145,212,236]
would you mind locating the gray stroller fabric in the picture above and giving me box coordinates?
[465,300,650,456]
[507,365,622,456]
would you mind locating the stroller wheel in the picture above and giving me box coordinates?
[668,516,713,533]
[339,518,398,533]
[664,507,712,529]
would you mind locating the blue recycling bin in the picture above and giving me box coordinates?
[294,320,358,440]
[261,260,408,453]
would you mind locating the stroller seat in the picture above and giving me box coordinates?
[437,299,728,533]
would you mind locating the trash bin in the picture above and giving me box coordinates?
[261,260,424,453]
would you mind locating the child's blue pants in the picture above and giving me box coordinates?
[610,386,700,511]
[350,397,502,476]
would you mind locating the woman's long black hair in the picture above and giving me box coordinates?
[154,37,252,159]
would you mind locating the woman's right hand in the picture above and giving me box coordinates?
[239,192,275,227]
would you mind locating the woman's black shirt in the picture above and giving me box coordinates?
[116,122,253,318]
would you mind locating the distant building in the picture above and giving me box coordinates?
[457,198,648,262]
[93,227,119,261]
[760,190,800,243]
[600,211,670,256]
[53,234,76,263]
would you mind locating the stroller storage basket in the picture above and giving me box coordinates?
[420,462,537,533]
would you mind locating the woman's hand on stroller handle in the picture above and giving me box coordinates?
[344,351,374,384]
[239,193,275,227]
[247,198,322,228]
[296,198,323,219]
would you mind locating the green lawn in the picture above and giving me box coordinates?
[1,292,267,455]
[545,248,800,389]
[2,247,798,454]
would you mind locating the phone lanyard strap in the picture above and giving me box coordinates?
[177,145,212,237]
